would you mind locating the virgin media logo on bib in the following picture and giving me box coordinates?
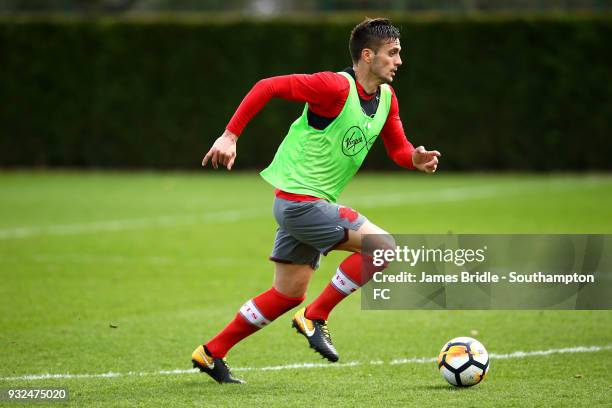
[341,126,376,157]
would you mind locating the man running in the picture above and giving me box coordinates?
[192,17,440,384]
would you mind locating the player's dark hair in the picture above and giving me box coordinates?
[349,18,400,63]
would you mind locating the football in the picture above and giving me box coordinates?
[437,337,489,387]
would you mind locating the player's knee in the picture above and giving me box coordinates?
[382,233,396,252]
[358,233,395,273]
[274,277,309,298]
[273,262,313,298]
[275,285,307,299]
[366,232,396,254]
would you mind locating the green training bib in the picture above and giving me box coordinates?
[260,72,392,202]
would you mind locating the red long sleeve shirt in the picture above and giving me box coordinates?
[226,71,416,170]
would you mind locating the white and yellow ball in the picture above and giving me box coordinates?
[437,337,489,387]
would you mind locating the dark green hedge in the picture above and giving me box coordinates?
[1,15,611,170]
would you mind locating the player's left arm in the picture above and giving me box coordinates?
[380,87,441,174]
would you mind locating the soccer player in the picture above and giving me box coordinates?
[192,18,440,384]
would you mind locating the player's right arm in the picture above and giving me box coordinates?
[202,129,238,170]
[202,73,348,170]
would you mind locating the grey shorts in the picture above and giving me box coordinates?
[270,197,367,269]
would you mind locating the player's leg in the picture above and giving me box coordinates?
[204,262,312,355]
[290,204,393,362]
[336,218,395,254]
[272,201,375,361]
[192,220,317,384]
[273,262,315,297]
[304,219,394,322]
[192,262,310,384]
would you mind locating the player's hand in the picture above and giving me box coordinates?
[412,145,441,174]
[202,130,238,170]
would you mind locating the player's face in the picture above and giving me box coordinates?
[371,39,402,84]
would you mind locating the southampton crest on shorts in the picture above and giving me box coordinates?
[338,206,359,223]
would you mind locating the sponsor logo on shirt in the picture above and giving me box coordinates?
[341,126,377,157]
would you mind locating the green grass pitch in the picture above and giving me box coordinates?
[0,171,611,407]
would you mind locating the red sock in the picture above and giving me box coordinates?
[305,253,384,321]
[206,287,304,358]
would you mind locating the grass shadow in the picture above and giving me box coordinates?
[415,384,474,392]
